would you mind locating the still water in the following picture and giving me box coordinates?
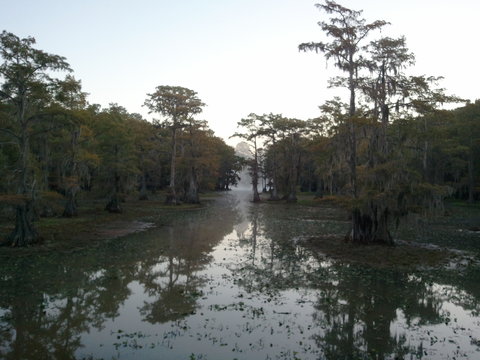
[1,191,480,359]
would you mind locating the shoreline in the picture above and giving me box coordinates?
[0,193,211,255]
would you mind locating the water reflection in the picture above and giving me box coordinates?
[0,191,479,359]
[310,268,441,359]
[230,196,480,359]
[0,195,239,359]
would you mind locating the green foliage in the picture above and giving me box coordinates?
[0,30,72,245]
[0,32,239,245]
[275,1,471,244]
[144,85,206,204]
[143,86,205,126]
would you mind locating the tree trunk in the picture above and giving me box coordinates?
[286,191,297,203]
[287,134,299,203]
[270,185,279,200]
[139,172,149,200]
[63,128,81,216]
[105,170,122,213]
[423,117,429,181]
[287,164,297,203]
[346,97,394,245]
[468,150,475,203]
[41,135,49,191]
[4,201,41,247]
[5,121,42,246]
[346,68,358,239]
[105,193,122,213]
[185,166,200,204]
[346,207,393,245]
[373,209,393,244]
[251,209,258,266]
[315,177,324,198]
[269,145,280,201]
[252,138,261,203]
[252,174,260,202]
[166,127,178,205]
[348,63,358,199]
[63,186,79,217]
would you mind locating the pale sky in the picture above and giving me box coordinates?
[1,0,479,145]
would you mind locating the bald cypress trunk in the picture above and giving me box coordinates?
[252,170,261,202]
[0,31,71,246]
[166,127,179,205]
[347,207,393,245]
[5,201,40,247]
[185,166,200,204]
[63,129,80,217]
[348,63,358,199]
[185,122,200,204]
[468,151,475,203]
[347,62,394,246]
[4,124,41,247]
[139,170,149,201]
[105,145,122,213]
[270,158,280,200]
[252,139,261,203]
[287,133,300,203]
[286,164,298,203]
[63,186,79,217]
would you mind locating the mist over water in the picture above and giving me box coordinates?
[235,167,252,191]
[0,191,479,359]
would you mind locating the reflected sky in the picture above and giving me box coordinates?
[0,190,479,359]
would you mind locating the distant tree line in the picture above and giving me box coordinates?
[0,31,242,247]
[233,1,479,246]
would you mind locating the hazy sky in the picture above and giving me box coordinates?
[2,0,478,144]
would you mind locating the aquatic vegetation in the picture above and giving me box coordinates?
[0,191,479,359]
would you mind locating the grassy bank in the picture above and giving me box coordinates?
[0,192,215,255]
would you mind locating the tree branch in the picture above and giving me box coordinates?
[0,89,14,102]
[0,127,20,140]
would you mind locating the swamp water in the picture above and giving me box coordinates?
[1,190,480,360]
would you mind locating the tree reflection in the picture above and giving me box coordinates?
[1,193,478,359]
[231,201,480,359]
[309,266,435,359]
[232,203,317,295]
[138,223,215,323]
[0,194,239,359]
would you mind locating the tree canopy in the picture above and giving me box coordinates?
[0,1,478,248]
